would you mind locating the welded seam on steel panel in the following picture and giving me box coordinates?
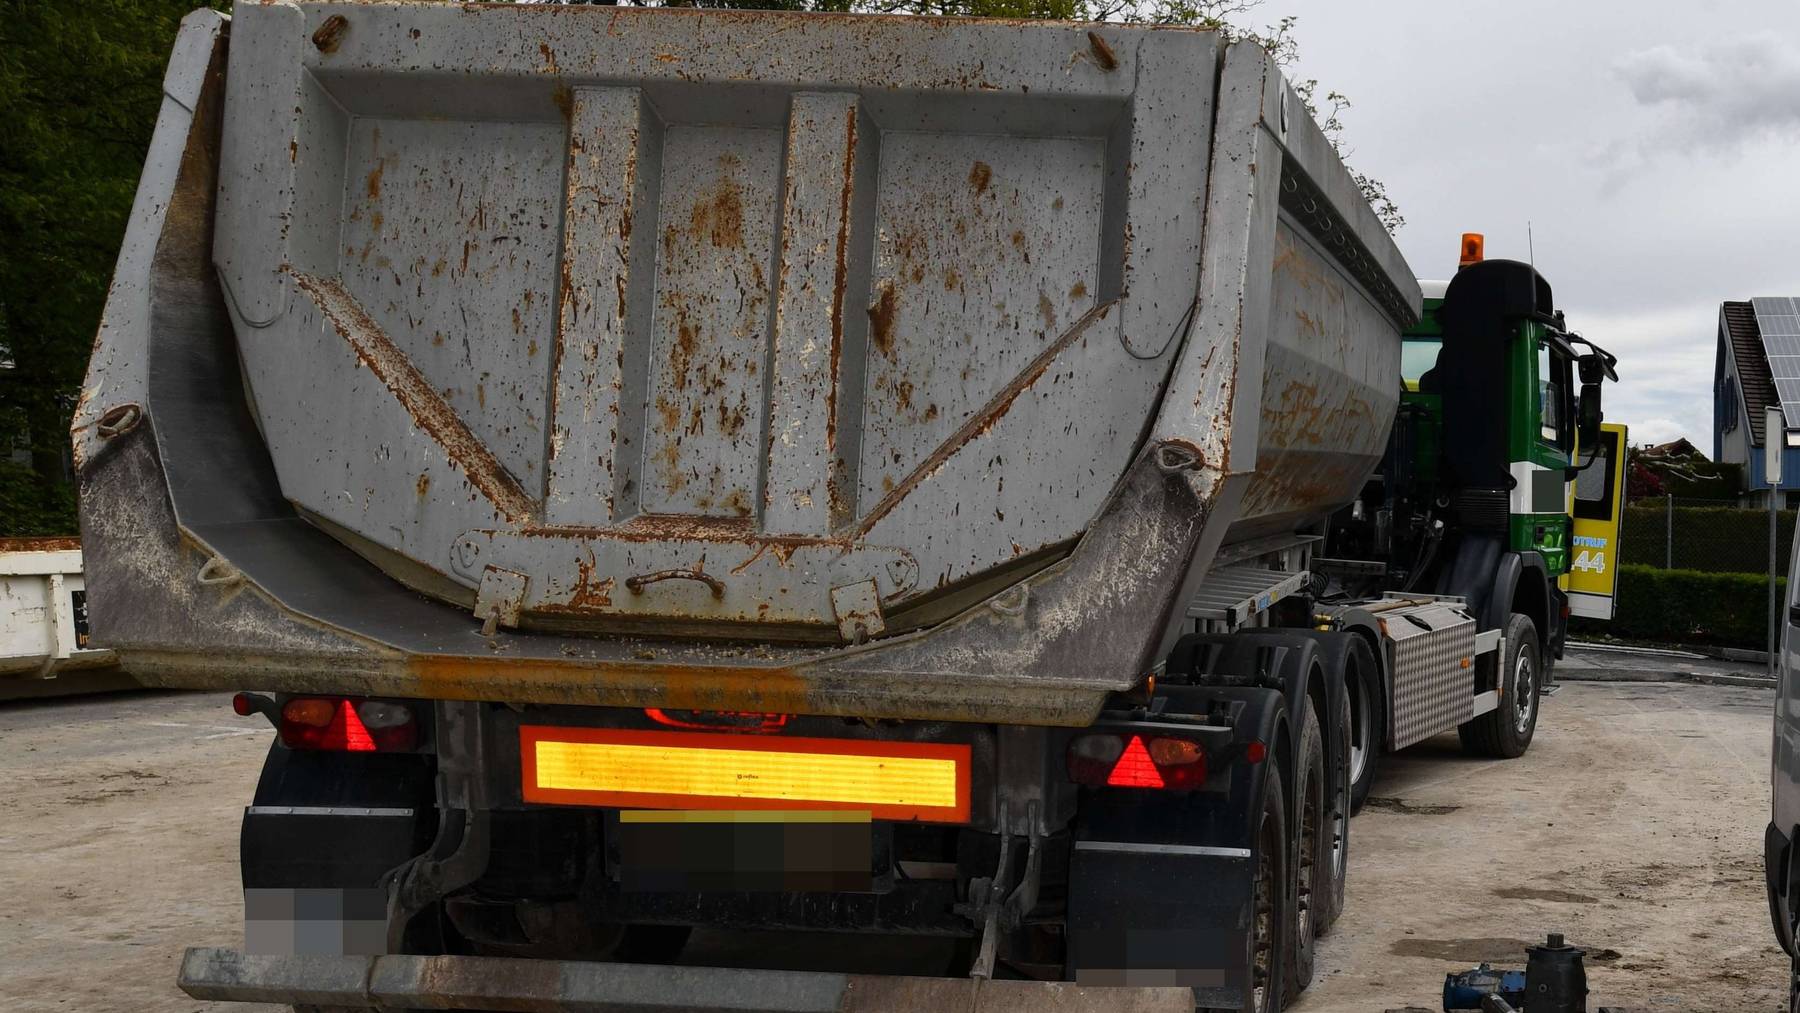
[290,271,535,522]
[850,299,1119,540]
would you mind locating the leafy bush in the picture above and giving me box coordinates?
[1573,564,1781,648]
[0,459,77,536]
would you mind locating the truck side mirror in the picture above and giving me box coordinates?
[1577,382,1603,457]
[1578,351,1611,385]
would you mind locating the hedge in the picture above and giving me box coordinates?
[1571,564,1782,648]
[1619,504,1794,574]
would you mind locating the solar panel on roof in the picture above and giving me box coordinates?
[1755,297,1800,434]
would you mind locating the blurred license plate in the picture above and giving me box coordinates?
[615,810,873,892]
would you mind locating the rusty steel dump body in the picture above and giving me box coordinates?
[76,3,1417,726]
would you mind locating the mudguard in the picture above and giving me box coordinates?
[241,742,437,894]
[1769,821,1794,957]
[1067,685,1285,1010]
[1212,630,1351,820]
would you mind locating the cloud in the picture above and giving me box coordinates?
[1563,301,1717,449]
[1614,33,1800,146]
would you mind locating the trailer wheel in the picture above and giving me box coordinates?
[1319,687,1351,935]
[1458,613,1540,758]
[1245,764,1289,1013]
[1345,637,1383,815]
[1283,707,1323,999]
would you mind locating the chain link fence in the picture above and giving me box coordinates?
[1578,496,1791,651]
[1622,496,1793,575]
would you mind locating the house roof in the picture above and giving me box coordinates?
[1723,300,1776,444]
[1647,437,1701,458]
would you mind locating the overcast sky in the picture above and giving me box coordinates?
[1265,0,1800,449]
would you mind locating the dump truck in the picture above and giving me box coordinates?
[74,4,1621,1011]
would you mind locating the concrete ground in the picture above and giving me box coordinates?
[0,680,1784,1013]
[1305,678,1784,1013]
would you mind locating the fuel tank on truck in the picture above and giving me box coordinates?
[74,2,1418,727]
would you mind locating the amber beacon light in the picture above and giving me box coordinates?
[1459,232,1485,267]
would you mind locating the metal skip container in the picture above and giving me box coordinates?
[75,2,1418,726]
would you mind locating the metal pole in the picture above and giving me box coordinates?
[1768,408,1786,678]
[1665,494,1673,569]
[1773,491,1781,679]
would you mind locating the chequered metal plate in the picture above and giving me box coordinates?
[1384,601,1476,749]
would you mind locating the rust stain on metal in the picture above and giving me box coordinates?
[728,540,800,576]
[365,161,384,200]
[516,518,845,553]
[688,174,745,249]
[551,81,573,121]
[1263,378,1378,451]
[0,536,81,552]
[968,160,991,194]
[1240,451,1374,516]
[415,473,430,498]
[825,105,857,477]
[311,14,348,53]
[867,281,898,360]
[409,653,812,715]
[1069,280,1087,300]
[542,552,615,612]
[291,272,533,523]
[1086,31,1118,71]
[855,300,1117,538]
[670,315,699,390]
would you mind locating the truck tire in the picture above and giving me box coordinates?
[1344,636,1383,816]
[1319,688,1351,935]
[1284,707,1323,1000]
[1458,613,1540,758]
[1244,763,1288,1013]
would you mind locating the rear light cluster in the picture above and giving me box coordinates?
[278,696,417,752]
[1067,732,1208,790]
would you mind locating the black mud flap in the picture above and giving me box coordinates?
[1067,842,1254,1006]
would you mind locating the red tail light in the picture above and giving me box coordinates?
[1067,732,1207,790]
[279,697,417,752]
[644,708,791,734]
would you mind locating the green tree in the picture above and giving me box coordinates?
[0,0,218,535]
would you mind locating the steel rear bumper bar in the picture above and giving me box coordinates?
[178,947,1194,1012]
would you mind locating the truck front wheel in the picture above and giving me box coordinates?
[1458,613,1541,758]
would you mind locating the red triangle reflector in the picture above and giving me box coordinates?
[332,700,376,752]
[1106,735,1165,788]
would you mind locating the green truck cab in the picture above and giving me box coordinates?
[1328,235,1619,757]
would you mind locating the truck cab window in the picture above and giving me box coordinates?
[1538,341,1572,451]
[1538,344,1558,443]
[1402,338,1441,388]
